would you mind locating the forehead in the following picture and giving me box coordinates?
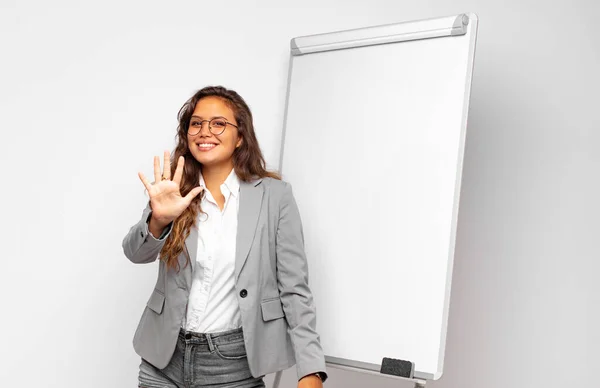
[192,97,234,119]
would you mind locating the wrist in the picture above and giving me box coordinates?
[149,214,171,229]
[148,215,170,238]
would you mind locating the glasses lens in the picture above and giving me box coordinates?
[188,119,203,135]
[210,119,227,134]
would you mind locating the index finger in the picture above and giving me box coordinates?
[172,156,185,185]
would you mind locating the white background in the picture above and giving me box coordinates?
[1,1,598,388]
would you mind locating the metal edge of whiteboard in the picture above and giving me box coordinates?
[278,53,295,176]
[290,13,471,56]
[433,10,479,382]
[325,355,435,381]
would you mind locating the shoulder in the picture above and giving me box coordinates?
[261,176,291,192]
[261,177,294,204]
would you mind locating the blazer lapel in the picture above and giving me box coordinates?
[183,224,198,287]
[182,177,264,288]
[235,177,264,283]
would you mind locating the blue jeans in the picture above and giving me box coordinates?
[138,327,266,388]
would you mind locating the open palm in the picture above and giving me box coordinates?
[138,151,203,225]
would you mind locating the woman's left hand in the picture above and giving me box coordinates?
[298,374,323,388]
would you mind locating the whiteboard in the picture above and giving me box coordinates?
[279,13,478,380]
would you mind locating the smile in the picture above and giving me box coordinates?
[197,144,217,151]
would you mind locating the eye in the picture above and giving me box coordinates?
[212,119,226,128]
[190,121,199,126]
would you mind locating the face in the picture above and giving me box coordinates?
[187,96,243,169]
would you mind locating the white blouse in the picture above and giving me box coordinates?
[182,167,242,333]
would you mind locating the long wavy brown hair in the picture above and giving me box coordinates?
[160,85,281,272]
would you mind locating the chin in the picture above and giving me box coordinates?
[195,156,222,167]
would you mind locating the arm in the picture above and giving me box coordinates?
[122,201,174,264]
[276,182,328,383]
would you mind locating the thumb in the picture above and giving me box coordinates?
[184,186,204,204]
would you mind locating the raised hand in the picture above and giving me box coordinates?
[138,150,204,229]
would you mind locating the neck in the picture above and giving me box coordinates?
[201,163,234,190]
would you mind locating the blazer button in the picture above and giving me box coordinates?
[240,289,248,298]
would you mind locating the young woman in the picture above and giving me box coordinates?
[122,86,328,388]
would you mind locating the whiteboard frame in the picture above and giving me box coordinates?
[278,12,479,382]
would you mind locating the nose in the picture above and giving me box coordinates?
[198,121,213,137]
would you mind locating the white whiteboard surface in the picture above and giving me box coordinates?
[279,13,478,380]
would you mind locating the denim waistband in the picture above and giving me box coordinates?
[178,326,244,344]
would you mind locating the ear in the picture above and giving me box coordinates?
[236,137,243,148]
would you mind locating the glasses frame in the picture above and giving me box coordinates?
[188,117,239,136]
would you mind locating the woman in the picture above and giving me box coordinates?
[122,86,328,388]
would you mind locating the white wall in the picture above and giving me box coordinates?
[1,1,598,387]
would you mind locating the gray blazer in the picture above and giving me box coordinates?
[122,176,327,382]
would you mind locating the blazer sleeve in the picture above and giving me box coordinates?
[122,201,174,264]
[275,181,328,383]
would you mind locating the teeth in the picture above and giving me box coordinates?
[199,143,216,147]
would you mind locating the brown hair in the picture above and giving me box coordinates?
[160,85,281,272]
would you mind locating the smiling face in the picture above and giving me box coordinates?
[187,96,243,170]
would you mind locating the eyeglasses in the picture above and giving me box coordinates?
[188,117,239,136]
